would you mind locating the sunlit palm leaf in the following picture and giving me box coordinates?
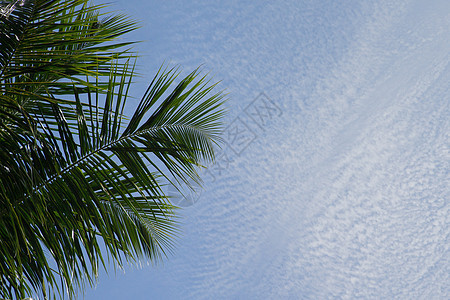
[0,1,226,299]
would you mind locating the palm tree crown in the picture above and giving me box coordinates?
[0,1,225,299]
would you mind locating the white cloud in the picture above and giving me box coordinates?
[86,1,450,299]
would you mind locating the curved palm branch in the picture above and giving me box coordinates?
[0,1,226,299]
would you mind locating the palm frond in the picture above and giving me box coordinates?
[0,1,226,299]
[0,0,138,118]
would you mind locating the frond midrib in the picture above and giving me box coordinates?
[0,122,212,218]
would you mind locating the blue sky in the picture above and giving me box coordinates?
[85,1,449,299]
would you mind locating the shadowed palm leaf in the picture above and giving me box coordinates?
[0,1,226,299]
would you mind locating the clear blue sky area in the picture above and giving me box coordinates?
[84,1,450,299]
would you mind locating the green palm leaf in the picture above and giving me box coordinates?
[0,1,226,299]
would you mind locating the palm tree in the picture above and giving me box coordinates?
[0,0,225,299]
